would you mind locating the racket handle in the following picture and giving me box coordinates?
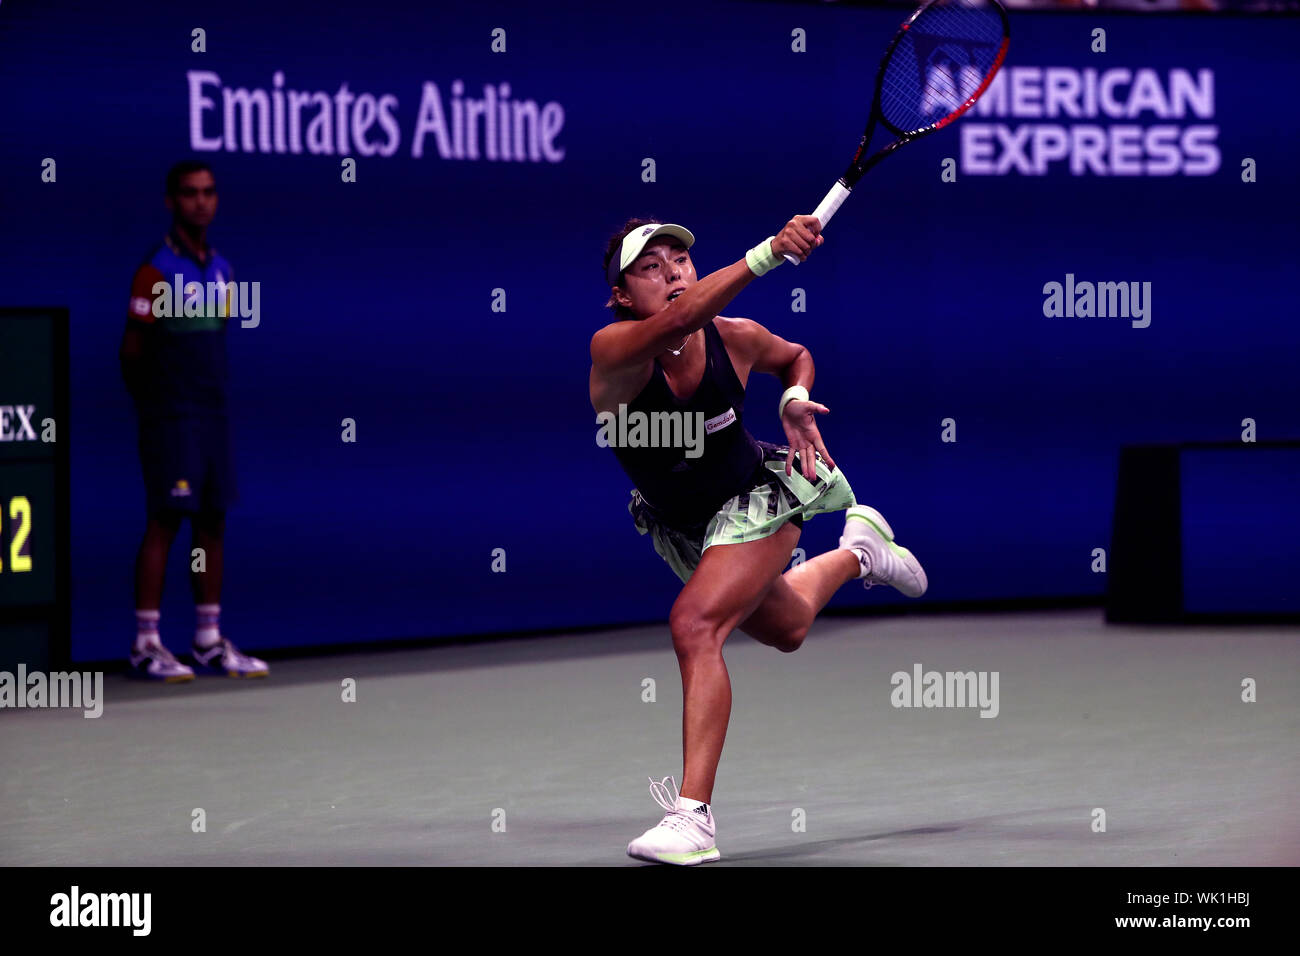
[782,180,853,265]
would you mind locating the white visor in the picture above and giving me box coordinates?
[607,222,695,287]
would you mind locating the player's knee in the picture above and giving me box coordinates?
[774,626,808,653]
[669,603,721,657]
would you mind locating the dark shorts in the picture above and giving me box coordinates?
[137,413,236,517]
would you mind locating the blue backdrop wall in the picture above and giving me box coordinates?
[0,1,1295,661]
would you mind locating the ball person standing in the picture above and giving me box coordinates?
[119,160,267,680]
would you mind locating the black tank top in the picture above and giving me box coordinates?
[608,320,763,529]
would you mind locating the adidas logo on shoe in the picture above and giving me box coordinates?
[627,776,721,866]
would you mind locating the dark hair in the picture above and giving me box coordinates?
[166,160,214,197]
[602,216,662,322]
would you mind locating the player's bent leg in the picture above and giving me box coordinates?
[669,520,802,659]
[739,542,862,653]
[738,576,811,653]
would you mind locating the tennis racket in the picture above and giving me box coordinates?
[784,0,1010,265]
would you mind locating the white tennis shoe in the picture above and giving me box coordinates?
[839,505,928,598]
[627,776,721,866]
[129,641,195,682]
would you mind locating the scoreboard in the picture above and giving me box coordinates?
[0,308,69,670]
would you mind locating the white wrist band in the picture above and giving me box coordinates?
[779,385,809,418]
[745,237,783,276]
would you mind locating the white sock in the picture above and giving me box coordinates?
[135,609,161,650]
[195,603,221,648]
[678,796,710,815]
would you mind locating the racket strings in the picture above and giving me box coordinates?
[879,0,1006,135]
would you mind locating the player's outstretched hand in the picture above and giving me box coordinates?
[781,399,835,480]
[772,215,824,263]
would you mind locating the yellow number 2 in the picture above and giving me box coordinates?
[8,497,33,573]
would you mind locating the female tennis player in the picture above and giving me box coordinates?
[591,215,929,865]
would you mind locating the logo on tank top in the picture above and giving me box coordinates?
[703,408,735,435]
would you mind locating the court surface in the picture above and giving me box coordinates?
[2,609,1296,866]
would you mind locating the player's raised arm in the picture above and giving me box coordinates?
[591,216,823,374]
[591,258,753,372]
